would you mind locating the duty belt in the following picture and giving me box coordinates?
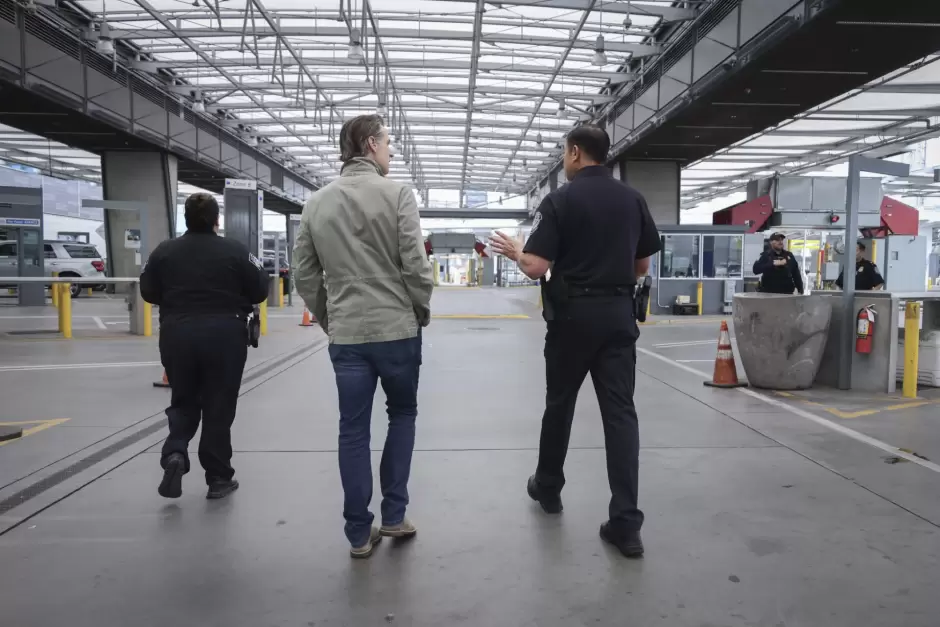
[568,285,633,298]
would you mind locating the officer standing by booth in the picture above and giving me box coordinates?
[752,232,804,294]
[489,125,661,558]
[140,192,269,501]
[836,241,884,290]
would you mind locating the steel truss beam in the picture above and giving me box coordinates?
[444,0,695,22]
[107,25,662,57]
[168,81,614,103]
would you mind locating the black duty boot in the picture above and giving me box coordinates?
[527,474,563,514]
[206,479,239,500]
[158,453,185,499]
[599,522,644,558]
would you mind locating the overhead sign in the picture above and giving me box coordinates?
[0,218,41,227]
[465,191,487,208]
[225,178,258,191]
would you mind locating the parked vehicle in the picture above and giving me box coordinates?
[44,240,106,297]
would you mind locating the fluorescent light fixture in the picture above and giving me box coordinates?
[348,28,363,60]
[96,22,114,55]
[592,34,607,66]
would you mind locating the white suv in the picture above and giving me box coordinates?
[44,240,106,298]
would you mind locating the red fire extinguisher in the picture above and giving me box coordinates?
[856,305,876,354]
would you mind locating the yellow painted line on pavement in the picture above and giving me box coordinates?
[827,400,933,419]
[0,418,70,445]
[773,390,935,419]
[432,314,530,319]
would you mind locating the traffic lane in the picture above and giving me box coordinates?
[640,323,940,477]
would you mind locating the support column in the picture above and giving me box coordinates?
[0,186,44,306]
[620,160,680,226]
[101,151,177,291]
[482,255,495,286]
[287,213,300,307]
[223,179,263,258]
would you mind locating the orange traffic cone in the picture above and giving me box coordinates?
[153,370,170,388]
[299,308,315,327]
[704,321,746,388]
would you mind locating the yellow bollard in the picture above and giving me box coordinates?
[87,287,92,296]
[59,283,72,339]
[143,301,152,337]
[696,281,703,316]
[260,299,268,336]
[278,278,284,308]
[432,260,440,287]
[51,273,59,308]
[902,302,920,398]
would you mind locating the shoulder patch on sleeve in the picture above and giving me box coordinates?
[530,210,543,234]
[249,253,262,269]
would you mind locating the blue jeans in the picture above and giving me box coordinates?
[328,334,422,547]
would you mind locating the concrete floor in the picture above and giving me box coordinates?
[0,288,938,626]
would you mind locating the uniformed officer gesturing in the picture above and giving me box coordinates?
[752,232,804,294]
[141,193,269,501]
[489,125,661,558]
[836,241,884,290]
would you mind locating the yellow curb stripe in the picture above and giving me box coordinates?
[0,418,70,446]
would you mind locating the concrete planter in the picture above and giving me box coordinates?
[732,293,833,390]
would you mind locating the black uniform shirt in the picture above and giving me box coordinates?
[836,258,884,290]
[523,166,662,287]
[752,250,804,295]
[140,231,270,323]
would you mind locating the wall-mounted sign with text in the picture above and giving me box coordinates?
[225,179,258,191]
[0,217,41,227]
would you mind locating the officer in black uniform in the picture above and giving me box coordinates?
[836,241,884,290]
[140,192,269,500]
[489,125,661,558]
[752,232,804,294]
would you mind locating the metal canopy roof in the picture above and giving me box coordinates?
[63,0,703,198]
[681,54,940,208]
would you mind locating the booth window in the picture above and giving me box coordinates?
[659,235,700,278]
[703,235,743,278]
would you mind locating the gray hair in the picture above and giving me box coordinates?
[339,114,386,162]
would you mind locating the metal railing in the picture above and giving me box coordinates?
[6,277,145,339]
[4,275,287,340]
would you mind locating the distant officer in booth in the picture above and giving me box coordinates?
[140,192,269,501]
[836,241,884,291]
[488,125,661,559]
[752,232,804,294]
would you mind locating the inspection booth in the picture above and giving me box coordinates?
[0,185,44,306]
[650,225,750,316]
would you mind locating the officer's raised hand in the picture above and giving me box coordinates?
[489,231,551,280]
[488,231,522,260]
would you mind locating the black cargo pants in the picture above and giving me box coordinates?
[535,296,644,535]
[159,315,248,484]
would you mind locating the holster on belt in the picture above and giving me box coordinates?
[247,306,261,348]
[541,275,567,322]
[634,276,652,322]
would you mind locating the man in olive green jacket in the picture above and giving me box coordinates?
[293,114,433,559]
